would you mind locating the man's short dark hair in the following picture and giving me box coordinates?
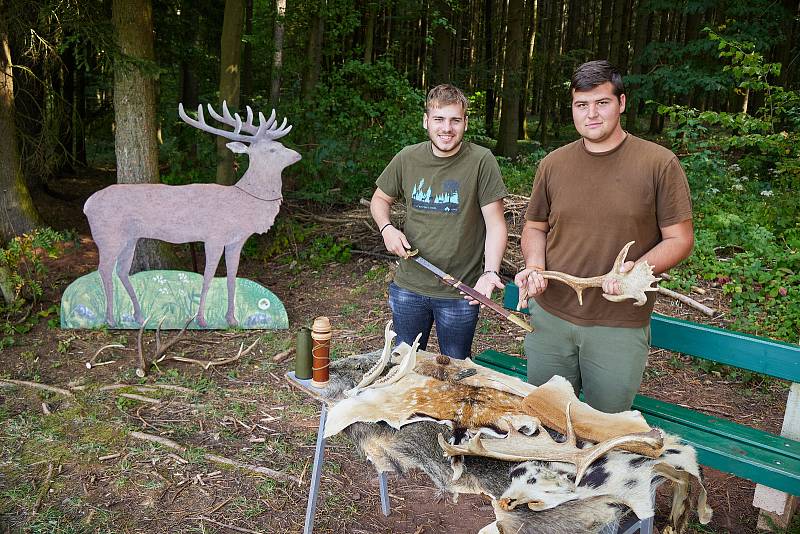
[571,60,625,98]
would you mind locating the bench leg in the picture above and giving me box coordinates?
[304,403,328,534]
[753,381,800,529]
[379,471,391,516]
[754,486,798,530]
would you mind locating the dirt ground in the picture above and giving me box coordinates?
[0,171,794,533]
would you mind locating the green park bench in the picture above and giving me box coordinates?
[475,283,800,525]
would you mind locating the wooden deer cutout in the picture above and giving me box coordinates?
[84,102,301,327]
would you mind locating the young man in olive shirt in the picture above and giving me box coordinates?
[371,84,508,360]
[514,61,694,412]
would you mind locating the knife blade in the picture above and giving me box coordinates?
[406,250,533,333]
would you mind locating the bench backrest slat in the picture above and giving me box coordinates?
[502,283,800,383]
[650,315,800,382]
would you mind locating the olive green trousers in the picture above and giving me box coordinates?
[524,299,650,413]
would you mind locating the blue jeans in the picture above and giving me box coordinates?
[388,282,479,360]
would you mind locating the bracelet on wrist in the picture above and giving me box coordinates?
[482,270,500,277]
[379,223,393,234]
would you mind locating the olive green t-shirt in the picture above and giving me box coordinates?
[525,134,692,327]
[377,141,507,298]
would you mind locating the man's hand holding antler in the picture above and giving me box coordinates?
[601,260,634,296]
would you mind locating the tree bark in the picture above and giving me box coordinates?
[270,0,287,106]
[596,0,613,58]
[73,42,87,166]
[302,3,325,100]
[364,1,377,64]
[495,0,524,157]
[625,2,649,132]
[242,0,254,105]
[216,0,245,186]
[111,0,173,271]
[431,0,453,85]
[483,0,495,135]
[609,0,627,66]
[518,0,537,139]
[0,17,40,244]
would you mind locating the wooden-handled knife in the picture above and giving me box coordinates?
[406,250,533,333]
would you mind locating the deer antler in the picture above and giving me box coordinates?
[367,333,421,390]
[438,402,663,486]
[518,241,660,310]
[178,101,292,142]
[345,321,397,397]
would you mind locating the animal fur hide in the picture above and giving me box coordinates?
[315,332,712,534]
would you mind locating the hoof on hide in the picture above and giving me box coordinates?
[526,500,546,511]
[498,497,517,511]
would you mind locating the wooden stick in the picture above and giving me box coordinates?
[169,338,259,370]
[272,348,295,363]
[129,431,299,484]
[0,379,74,397]
[118,393,161,404]
[192,515,265,534]
[98,383,196,394]
[658,287,716,317]
[32,463,53,514]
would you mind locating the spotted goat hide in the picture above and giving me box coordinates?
[318,323,712,534]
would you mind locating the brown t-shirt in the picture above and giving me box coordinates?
[525,134,692,327]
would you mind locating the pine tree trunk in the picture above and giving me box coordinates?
[625,2,649,132]
[111,0,174,272]
[364,1,377,64]
[216,0,245,186]
[483,0,495,135]
[74,42,87,166]
[431,0,452,85]
[242,0,254,105]
[302,6,325,100]
[495,0,524,157]
[0,21,40,244]
[609,0,627,66]
[596,0,613,58]
[271,0,287,106]
[518,0,537,139]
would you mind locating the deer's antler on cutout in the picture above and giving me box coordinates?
[517,241,661,310]
[438,402,664,487]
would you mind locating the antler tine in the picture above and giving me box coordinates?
[231,103,261,135]
[572,429,663,485]
[345,321,397,397]
[262,109,277,129]
[245,106,254,128]
[205,101,243,135]
[564,402,576,447]
[610,241,635,274]
[368,332,420,390]
[221,101,244,134]
[178,103,252,143]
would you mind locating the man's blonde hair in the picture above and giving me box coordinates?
[426,84,469,114]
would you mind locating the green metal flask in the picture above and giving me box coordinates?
[295,327,313,379]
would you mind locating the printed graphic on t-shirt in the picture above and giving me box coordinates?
[411,178,460,213]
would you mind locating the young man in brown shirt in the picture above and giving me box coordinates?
[514,60,694,412]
